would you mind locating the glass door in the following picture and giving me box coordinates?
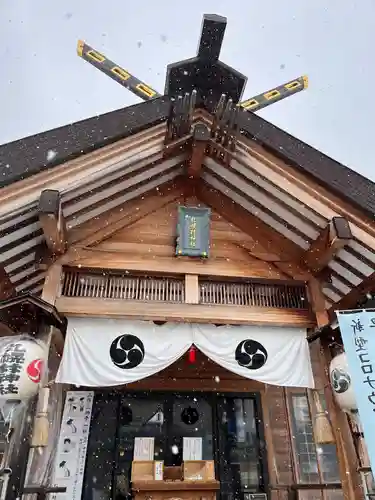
[82,391,268,500]
[168,393,214,465]
[82,393,119,500]
[115,394,167,498]
[217,394,268,500]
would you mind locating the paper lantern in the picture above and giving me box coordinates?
[0,338,46,401]
[329,352,357,414]
[188,345,196,364]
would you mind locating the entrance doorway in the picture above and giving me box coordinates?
[82,392,268,500]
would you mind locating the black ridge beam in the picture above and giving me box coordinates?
[197,14,227,61]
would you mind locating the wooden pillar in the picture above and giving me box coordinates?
[185,274,199,304]
[41,264,64,355]
[307,279,362,500]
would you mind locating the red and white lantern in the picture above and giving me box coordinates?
[0,338,46,401]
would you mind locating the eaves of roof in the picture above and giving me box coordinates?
[0,96,171,188]
[1,96,375,218]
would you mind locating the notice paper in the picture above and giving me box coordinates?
[134,437,155,461]
[183,437,202,460]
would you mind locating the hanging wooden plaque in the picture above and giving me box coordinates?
[175,206,210,258]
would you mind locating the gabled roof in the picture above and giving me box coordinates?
[1,12,375,313]
[2,96,375,217]
[1,10,375,215]
[0,120,186,294]
[0,97,171,187]
[1,110,375,313]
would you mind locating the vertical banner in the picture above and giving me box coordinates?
[336,309,375,473]
[51,391,94,500]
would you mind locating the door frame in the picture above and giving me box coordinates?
[215,391,269,497]
[85,390,269,498]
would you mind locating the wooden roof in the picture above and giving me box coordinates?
[2,97,375,216]
[1,105,375,318]
[0,121,184,295]
[1,11,375,314]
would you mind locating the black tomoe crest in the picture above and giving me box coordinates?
[330,367,351,394]
[181,406,199,425]
[110,334,145,369]
[235,339,268,370]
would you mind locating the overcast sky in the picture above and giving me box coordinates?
[1,0,374,181]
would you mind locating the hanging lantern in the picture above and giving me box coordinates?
[188,345,196,364]
[329,352,358,415]
[0,338,46,402]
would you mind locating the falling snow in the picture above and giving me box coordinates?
[46,149,58,161]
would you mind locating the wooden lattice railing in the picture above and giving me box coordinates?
[62,270,308,310]
[62,271,185,303]
[199,280,307,309]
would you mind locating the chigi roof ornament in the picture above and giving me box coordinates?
[77,13,308,113]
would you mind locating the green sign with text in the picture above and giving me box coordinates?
[175,206,211,258]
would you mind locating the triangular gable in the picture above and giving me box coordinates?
[87,194,297,281]
[1,111,375,317]
[200,149,375,310]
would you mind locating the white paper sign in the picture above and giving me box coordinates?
[154,461,163,481]
[183,437,202,460]
[134,437,154,461]
[51,391,94,500]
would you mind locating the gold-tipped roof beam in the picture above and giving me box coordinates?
[77,40,161,101]
[239,75,308,113]
[76,40,308,113]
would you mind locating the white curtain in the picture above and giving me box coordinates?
[193,323,313,388]
[55,318,191,386]
[56,318,314,388]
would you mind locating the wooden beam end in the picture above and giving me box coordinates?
[38,190,68,255]
[304,217,352,274]
[187,124,210,179]
[331,216,353,240]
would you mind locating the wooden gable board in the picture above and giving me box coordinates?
[74,192,305,281]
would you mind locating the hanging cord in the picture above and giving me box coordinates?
[4,404,18,443]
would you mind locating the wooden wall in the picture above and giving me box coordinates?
[126,349,263,392]
[94,195,294,281]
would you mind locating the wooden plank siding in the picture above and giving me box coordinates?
[73,195,305,281]
[124,350,263,393]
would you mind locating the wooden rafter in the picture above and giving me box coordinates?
[36,178,186,271]
[196,182,301,257]
[303,216,352,274]
[38,190,67,255]
[72,178,185,248]
[187,124,210,178]
[195,181,313,280]
[245,138,375,241]
[329,270,375,320]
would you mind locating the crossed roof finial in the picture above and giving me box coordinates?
[77,14,307,111]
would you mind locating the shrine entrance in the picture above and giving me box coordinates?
[82,391,268,500]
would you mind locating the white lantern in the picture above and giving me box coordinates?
[0,338,47,402]
[329,352,358,414]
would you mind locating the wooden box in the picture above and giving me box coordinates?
[183,460,215,481]
[131,460,164,481]
[163,465,183,481]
